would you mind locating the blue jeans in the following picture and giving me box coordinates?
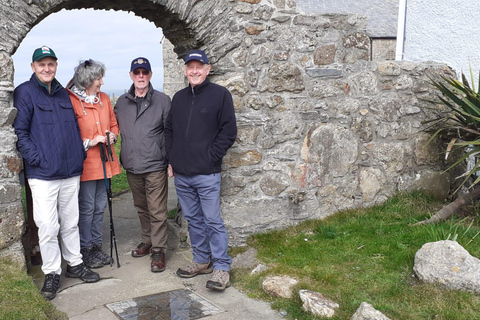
[78,180,107,248]
[174,173,231,271]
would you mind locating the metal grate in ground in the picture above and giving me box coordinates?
[106,289,223,320]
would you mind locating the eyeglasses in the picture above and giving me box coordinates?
[133,69,150,76]
[84,59,93,67]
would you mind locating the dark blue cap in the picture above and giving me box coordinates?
[184,50,209,64]
[130,57,151,72]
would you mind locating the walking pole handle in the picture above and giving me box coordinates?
[106,132,114,161]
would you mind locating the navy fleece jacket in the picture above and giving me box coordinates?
[165,78,237,176]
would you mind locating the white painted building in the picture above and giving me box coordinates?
[397,0,480,79]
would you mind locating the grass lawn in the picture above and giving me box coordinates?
[0,259,67,320]
[230,191,480,320]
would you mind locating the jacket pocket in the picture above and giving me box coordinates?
[37,103,54,124]
[59,103,76,122]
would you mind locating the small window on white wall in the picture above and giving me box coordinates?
[371,38,396,61]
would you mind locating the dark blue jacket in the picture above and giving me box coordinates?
[13,74,85,180]
[165,78,237,176]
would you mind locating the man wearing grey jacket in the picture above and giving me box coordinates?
[114,57,171,273]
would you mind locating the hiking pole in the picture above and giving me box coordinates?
[99,142,120,268]
[106,131,114,161]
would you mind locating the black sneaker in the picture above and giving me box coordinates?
[65,263,100,283]
[92,243,114,265]
[81,246,103,269]
[40,272,60,300]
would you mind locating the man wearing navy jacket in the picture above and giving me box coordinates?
[165,49,237,291]
[14,46,100,301]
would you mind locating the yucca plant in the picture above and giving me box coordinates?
[415,67,480,226]
[424,68,480,190]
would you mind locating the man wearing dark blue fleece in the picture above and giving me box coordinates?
[165,49,237,292]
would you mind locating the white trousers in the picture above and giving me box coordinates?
[28,176,83,275]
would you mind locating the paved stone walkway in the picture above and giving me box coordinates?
[29,179,284,320]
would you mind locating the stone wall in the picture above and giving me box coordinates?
[0,0,452,260]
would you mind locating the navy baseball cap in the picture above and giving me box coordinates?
[32,46,57,62]
[130,57,151,72]
[184,50,209,64]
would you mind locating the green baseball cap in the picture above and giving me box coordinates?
[32,46,57,62]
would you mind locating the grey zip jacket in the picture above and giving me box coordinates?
[114,84,171,174]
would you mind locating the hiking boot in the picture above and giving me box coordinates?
[131,242,152,257]
[65,263,100,283]
[40,272,60,300]
[151,248,166,273]
[176,261,213,278]
[81,246,103,269]
[206,269,231,291]
[92,243,114,265]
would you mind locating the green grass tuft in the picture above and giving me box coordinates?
[0,259,67,320]
[235,191,480,320]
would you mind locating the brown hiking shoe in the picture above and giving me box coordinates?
[151,248,166,273]
[131,243,152,258]
[206,269,231,291]
[176,261,213,278]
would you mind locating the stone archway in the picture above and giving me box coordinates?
[0,0,451,262]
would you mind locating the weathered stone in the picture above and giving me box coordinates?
[259,173,289,196]
[0,52,14,83]
[0,156,22,179]
[290,164,306,188]
[302,123,359,180]
[216,76,249,97]
[262,275,298,298]
[236,126,261,144]
[235,3,253,14]
[231,247,257,269]
[239,0,261,3]
[272,0,285,9]
[223,150,262,168]
[254,5,275,21]
[305,68,342,78]
[231,48,248,67]
[310,80,344,98]
[0,202,24,249]
[271,14,291,23]
[246,68,260,87]
[261,63,305,93]
[342,32,370,49]
[372,143,405,173]
[293,15,317,26]
[299,290,339,318]
[360,168,386,202]
[267,95,284,108]
[394,74,414,90]
[0,184,21,204]
[6,156,21,174]
[314,44,336,65]
[412,170,450,201]
[352,117,373,142]
[221,174,246,196]
[246,25,265,35]
[0,241,25,266]
[414,133,443,165]
[247,96,266,110]
[414,240,480,294]
[377,61,401,76]
[273,51,289,61]
[251,263,268,274]
[351,302,391,320]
